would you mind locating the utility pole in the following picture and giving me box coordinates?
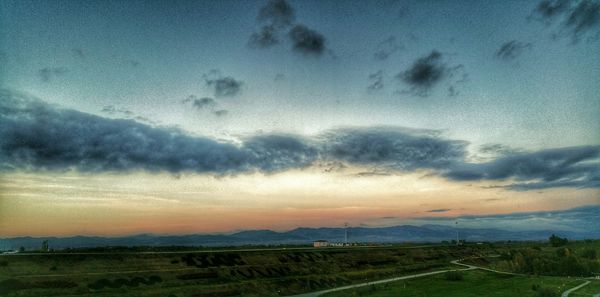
[455,221,459,246]
[344,222,348,246]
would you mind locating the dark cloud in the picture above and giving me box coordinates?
[445,146,600,189]
[478,143,523,157]
[507,178,600,190]
[400,50,445,88]
[249,0,329,57]
[125,59,140,67]
[274,73,285,82]
[193,98,216,109]
[447,86,459,97]
[288,25,326,56]
[213,110,228,117]
[427,209,451,213]
[72,48,85,58]
[354,170,392,177]
[182,95,226,116]
[0,90,311,174]
[567,0,600,37]
[495,40,533,60]
[319,161,347,173]
[38,67,68,82]
[367,70,384,91]
[257,0,295,29]
[101,105,117,113]
[535,0,573,19]
[379,216,398,220]
[396,51,464,97]
[243,134,318,172]
[100,106,159,125]
[204,72,243,97]
[248,0,293,49]
[374,36,403,61]
[248,25,280,48]
[1,90,598,190]
[134,116,159,125]
[531,0,600,42]
[182,96,216,110]
[320,127,468,171]
[100,105,133,116]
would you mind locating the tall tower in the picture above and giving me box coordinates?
[344,222,348,246]
[455,221,459,246]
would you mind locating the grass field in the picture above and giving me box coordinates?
[0,245,485,297]
[322,269,587,297]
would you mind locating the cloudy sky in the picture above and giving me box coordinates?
[0,0,599,236]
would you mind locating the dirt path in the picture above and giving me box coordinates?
[561,281,590,297]
[286,261,477,297]
[286,258,589,297]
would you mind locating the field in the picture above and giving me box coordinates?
[1,241,598,297]
[0,245,485,297]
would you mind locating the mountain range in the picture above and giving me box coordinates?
[2,224,597,251]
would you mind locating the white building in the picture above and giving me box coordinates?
[313,240,329,247]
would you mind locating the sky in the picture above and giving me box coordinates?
[0,0,599,237]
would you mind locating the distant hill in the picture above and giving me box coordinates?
[1,224,597,250]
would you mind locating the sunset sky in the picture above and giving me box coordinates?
[1,0,599,237]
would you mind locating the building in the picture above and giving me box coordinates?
[313,240,329,248]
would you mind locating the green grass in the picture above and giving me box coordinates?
[323,269,582,297]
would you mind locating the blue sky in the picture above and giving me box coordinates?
[0,0,599,236]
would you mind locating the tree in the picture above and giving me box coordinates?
[549,234,568,247]
[581,248,597,260]
[536,287,559,297]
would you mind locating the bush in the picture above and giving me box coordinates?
[536,287,559,297]
[499,252,512,260]
[581,248,597,260]
[556,248,569,258]
[444,271,463,281]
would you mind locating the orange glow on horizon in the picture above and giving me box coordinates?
[1,170,598,237]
